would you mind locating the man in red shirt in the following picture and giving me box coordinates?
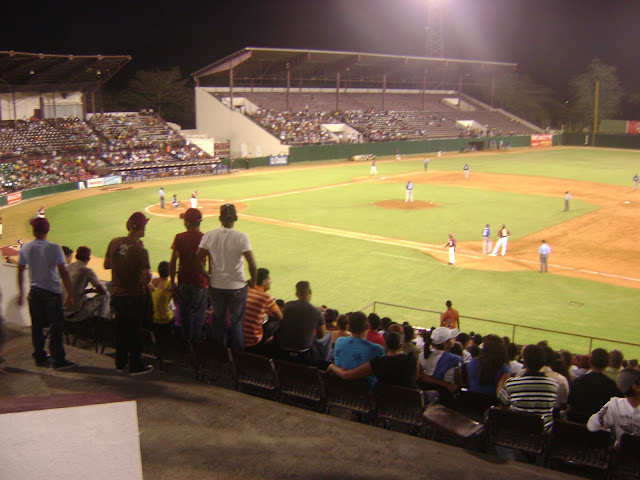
[243,268,282,351]
[366,313,385,347]
[169,208,208,343]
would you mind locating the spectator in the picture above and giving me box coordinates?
[65,246,110,323]
[277,281,325,364]
[17,217,76,370]
[456,332,472,363]
[366,313,385,347]
[605,350,624,382]
[150,261,174,333]
[62,246,73,265]
[196,203,257,352]
[402,323,421,360]
[506,342,523,374]
[169,208,208,343]
[588,367,640,445]
[331,314,350,345]
[243,268,283,351]
[498,344,558,431]
[379,317,392,335]
[420,327,462,384]
[440,300,459,329]
[466,334,511,396]
[324,308,338,331]
[333,311,385,389]
[516,344,569,409]
[329,330,419,389]
[567,348,622,423]
[104,212,153,375]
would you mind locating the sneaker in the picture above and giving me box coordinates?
[35,355,51,367]
[53,360,77,371]
[488,253,497,256]
[130,365,154,376]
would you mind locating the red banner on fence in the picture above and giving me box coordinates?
[626,121,640,134]
[530,134,553,147]
[7,192,22,205]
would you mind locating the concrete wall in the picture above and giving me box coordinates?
[0,92,83,120]
[0,262,30,327]
[195,88,288,158]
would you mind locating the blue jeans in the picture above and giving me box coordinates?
[177,283,207,342]
[28,287,67,365]
[112,296,145,371]
[209,285,248,352]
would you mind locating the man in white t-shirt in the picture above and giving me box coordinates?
[197,204,257,352]
[588,367,640,445]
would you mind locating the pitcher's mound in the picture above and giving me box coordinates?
[148,200,248,217]
[374,199,437,210]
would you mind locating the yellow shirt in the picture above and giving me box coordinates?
[152,278,174,324]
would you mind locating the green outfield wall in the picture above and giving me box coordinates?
[563,132,640,149]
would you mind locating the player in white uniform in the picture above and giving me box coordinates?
[190,190,198,209]
[490,224,510,256]
[405,181,414,203]
[444,233,456,265]
[370,159,377,175]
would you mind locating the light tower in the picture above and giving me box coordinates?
[425,0,444,58]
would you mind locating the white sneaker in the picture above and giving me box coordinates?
[489,253,497,256]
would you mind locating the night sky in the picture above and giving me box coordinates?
[3,0,639,99]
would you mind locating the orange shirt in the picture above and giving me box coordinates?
[440,308,459,329]
[243,285,279,347]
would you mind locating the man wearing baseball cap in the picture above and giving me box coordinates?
[588,367,640,444]
[17,217,76,370]
[169,208,208,343]
[104,212,153,375]
[197,203,257,352]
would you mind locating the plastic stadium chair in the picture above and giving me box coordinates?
[196,342,236,387]
[610,433,640,479]
[325,373,374,419]
[486,407,549,460]
[422,404,485,451]
[453,389,499,423]
[374,383,425,436]
[275,360,326,412]
[235,351,279,400]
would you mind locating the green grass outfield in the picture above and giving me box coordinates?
[46,147,640,356]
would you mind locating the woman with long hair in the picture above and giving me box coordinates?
[466,334,511,396]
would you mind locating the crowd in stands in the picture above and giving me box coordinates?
[249,109,339,145]
[0,112,217,193]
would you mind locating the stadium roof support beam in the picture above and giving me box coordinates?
[193,49,253,84]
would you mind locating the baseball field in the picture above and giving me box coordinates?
[3,146,640,357]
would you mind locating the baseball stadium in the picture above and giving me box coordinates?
[2,30,640,480]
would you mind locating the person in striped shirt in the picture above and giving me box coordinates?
[243,268,282,350]
[498,344,558,430]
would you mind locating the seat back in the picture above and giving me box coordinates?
[422,404,485,450]
[235,352,278,400]
[453,389,499,422]
[196,342,236,387]
[152,326,193,373]
[275,360,325,411]
[325,373,373,417]
[547,419,612,475]
[487,407,548,456]
[374,383,424,434]
[611,433,640,479]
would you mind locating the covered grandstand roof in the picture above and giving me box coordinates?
[0,51,131,93]
[192,47,517,89]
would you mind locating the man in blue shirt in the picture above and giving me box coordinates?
[17,217,76,370]
[539,240,551,273]
[333,311,384,389]
[482,224,492,254]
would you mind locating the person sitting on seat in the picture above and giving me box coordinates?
[65,246,110,323]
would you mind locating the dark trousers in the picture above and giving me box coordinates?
[112,296,145,371]
[177,283,207,342]
[209,285,248,353]
[28,287,67,364]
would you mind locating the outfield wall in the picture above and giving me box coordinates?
[563,132,640,149]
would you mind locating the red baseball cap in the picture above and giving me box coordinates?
[126,212,149,230]
[180,208,202,224]
[30,217,50,234]
[75,246,91,261]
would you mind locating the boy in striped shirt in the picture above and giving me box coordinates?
[243,268,282,350]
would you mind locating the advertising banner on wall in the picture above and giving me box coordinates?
[530,134,553,147]
[104,175,122,186]
[269,155,288,166]
[87,178,105,188]
[626,121,640,134]
[7,192,22,205]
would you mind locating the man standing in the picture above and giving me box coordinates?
[243,267,282,350]
[396,149,401,161]
[37,206,45,218]
[66,246,110,322]
[424,157,429,171]
[369,158,377,175]
[17,217,76,370]
[169,208,208,343]
[277,281,325,364]
[440,300,459,329]
[482,224,492,254]
[104,212,153,375]
[190,190,198,209]
[197,203,257,352]
[539,240,551,273]
[490,224,510,256]
[563,191,571,212]
[444,233,456,265]
[159,187,165,209]
[464,163,470,179]
[405,180,414,203]
[633,173,639,190]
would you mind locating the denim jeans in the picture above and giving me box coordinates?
[28,287,67,364]
[209,285,248,352]
[112,296,145,371]
[177,283,207,342]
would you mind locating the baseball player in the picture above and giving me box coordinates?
[539,240,551,273]
[37,206,45,218]
[405,180,414,203]
[490,224,510,256]
[159,187,165,209]
[171,195,180,208]
[563,191,570,212]
[482,224,492,254]
[424,157,429,171]
[633,173,639,190]
[370,159,377,175]
[444,233,456,265]
[396,150,401,161]
[190,190,198,209]
[464,163,470,179]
